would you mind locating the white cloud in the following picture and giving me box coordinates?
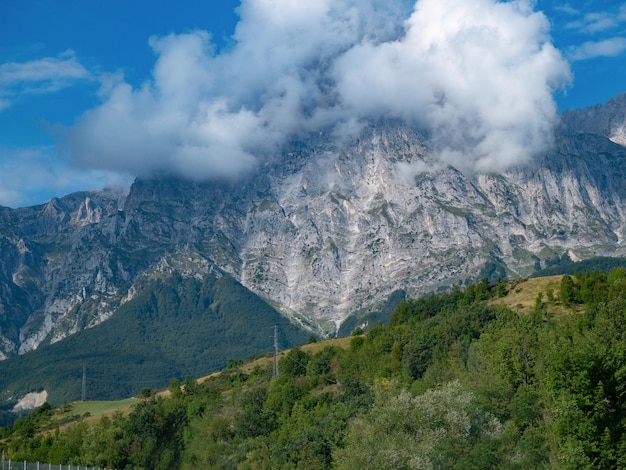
[0,51,88,84]
[0,188,22,209]
[565,3,626,34]
[567,14,619,34]
[568,37,626,61]
[332,0,571,172]
[0,146,132,208]
[553,5,579,16]
[0,51,92,111]
[64,0,571,177]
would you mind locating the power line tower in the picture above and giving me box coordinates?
[81,364,87,402]
[273,325,279,379]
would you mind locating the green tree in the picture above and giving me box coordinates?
[279,348,309,377]
[121,398,188,470]
[334,381,503,469]
[560,274,576,304]
[233,387,272,439]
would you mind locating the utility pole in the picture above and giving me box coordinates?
[273,325,279,379]
[81,364,86,402]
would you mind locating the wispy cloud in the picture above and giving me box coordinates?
[0,51,92,111]
[568,37,626,61]
[564,3,626,34]
[553,5,579,16]
[567,14,620,34]
[0,145,132,208]
[64,0,571,177]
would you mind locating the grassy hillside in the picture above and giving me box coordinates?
[15,337,355,427]
[61,399,141,420]
[4,268,626,468]
[489,275,582,316]
[0,272,309,408]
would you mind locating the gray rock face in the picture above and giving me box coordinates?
[1,99,626,355]
[561,93,626,146]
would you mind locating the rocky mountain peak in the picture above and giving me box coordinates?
[561,93,626,146]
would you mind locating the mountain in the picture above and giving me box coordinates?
[1,95,626,362]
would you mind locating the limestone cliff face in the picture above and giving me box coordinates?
[235,124,626,331]
[1,99,626,355]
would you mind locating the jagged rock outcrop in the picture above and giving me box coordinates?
[561,93,626,146]
[1,98,626,356]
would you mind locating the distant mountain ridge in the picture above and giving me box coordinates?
[1,95,626,360]
[561,92,626,146]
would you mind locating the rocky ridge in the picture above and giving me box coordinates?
[1,98,626,357]
[561,92,626,146]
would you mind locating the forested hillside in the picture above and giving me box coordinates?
[3,268,626,468]
[0,271,308,409]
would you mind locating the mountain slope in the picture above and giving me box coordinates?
[0,269,308,406]
[1,98,626,358]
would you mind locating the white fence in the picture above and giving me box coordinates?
[1,459,112,470]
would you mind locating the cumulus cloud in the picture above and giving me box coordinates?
[65,0,571,178]
[332,0,571,172]
[0,51,91,110]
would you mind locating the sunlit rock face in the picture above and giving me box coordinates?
[233,121,626,331]
[1,99,626,355]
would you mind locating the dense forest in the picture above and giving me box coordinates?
[3,267,626,468]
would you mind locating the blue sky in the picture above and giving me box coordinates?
[0,0,625,208]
